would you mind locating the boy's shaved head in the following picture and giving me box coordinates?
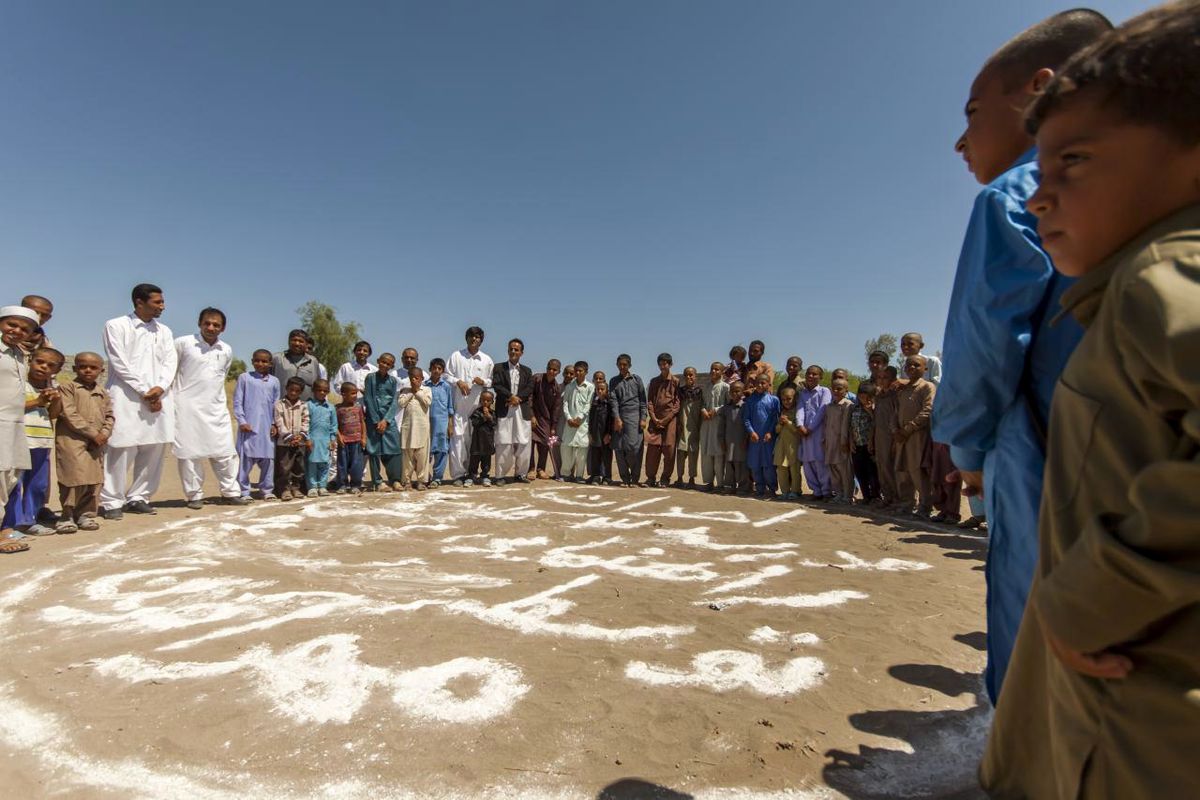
[74,351,103,365]
[983,8,1113,91]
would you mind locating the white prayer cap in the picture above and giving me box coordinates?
[0,305,39,324]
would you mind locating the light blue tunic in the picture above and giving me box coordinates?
[932,149,1084,704]
[425,378,455,454]
[233,371,280,460]
[306,399,337,465]
[797,386,831,462]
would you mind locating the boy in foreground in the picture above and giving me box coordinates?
[982,4,1200,795]
[932,8,1113,703]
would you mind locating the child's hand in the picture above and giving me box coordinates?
[239,422,254,433]
[270,425,278,438]
[764,432,772,443]
[613,418,623,433]
[749,431,759,443]
[306,440,314,453]
[92,432,109,447]
[376,420,388,433]
[603,434,611,445]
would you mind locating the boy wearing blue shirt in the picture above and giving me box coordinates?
[425,358,455,488]
[932,8,1112,704]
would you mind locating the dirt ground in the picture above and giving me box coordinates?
[0,455,990,800]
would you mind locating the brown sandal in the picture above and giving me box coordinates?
[1,538,31,554]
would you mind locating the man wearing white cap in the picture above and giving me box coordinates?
[101,283,177,519]
[1,305,39,552]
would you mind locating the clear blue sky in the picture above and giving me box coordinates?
[1,0,1148,377]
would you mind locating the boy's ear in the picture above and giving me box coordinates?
[1026,67,1055,97]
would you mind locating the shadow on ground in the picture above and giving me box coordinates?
[823,632,992,800]
[596,778,693,799]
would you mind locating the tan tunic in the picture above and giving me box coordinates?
[823,398,853,464]
[397,386,432,449]
[675,388,703,452]
[645,376,681,447]
[982,206,1200,798]
[55,379,114,487]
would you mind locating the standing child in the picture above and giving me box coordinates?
[984,7,1200,792]
[824,378,855,503]
[364,354,403,492]
[3,347,63,535]
[699,361,729,492]
[234,349,280,500]
[273,377,309,501]
[531,360,562,480]
[608,355,648,487]
[587,374,613,485]
[553,364,575,479]
[674,367,703,488]
[305,378,336,497]
[0,307,39,553]
[425,358,454,488]
[717,381,749,494]
[724,345,746,385]
[893,356,936,516]
[17,295,54,357]
[849,383,879,504]
[644,353,681,488]
[797,366,833,500]
[398,367,432,490]
[743,373,780,498]
[560,361,593,482]
[54,352,113,533]
[774,387,803,501]
[335,383,366,494]
[774,356,804,396]
[467,390,497,486]
[872,367,902,508]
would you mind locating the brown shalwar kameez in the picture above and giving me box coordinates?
[981,206,1200,800]
[644,375,680,483]
[530,373,562,476]
[893,377,935,512]
[55,378,114,521]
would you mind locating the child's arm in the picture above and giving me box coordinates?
[417,387,431,410]
[299,404,309,438]
[273,403,287,438]
[907,385,934,432]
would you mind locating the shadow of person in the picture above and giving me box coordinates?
[954,631,987,652]
[899,532,987,563]
[596,778,694,799]
[888,663,980,697]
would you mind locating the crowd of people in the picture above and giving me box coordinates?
[0,288,962,544]
[1,1,1197,796]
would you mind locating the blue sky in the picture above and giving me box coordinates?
[1,0,1148,377]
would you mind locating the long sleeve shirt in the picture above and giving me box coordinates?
[273,398,309,444]
[172,334,235,459]
[797,385,832,461]
[561,380,594,447]
[103,313,178,448]
[234,371,280,459]
[444,348,494,424]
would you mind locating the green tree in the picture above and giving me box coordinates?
[864,333,899,365]
[227,357,247,382]
[297,301,362,375]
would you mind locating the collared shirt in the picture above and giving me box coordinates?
[23,381,54,448]
[274,397,309,442]
[103,312,177,448]
[172,334,235,459]
[333,360,377,394]
[445,347,494,421]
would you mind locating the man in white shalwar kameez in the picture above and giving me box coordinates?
[444,326,493,484]
[492,338,533,484]
[101,284,177,519]
[173,308,248,509]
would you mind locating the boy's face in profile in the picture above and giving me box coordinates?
[341,384,358,404]
[959,68,1034,184]
[74,356,103,386]
[252,353,272,373]
[1032,94,1200,277]
[904,357,927,381]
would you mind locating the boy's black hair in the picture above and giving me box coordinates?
[378,352,395,363]
[198,307,226,327]
[984,9,1113,92]
[616,353,632,364]
[288,328,308,340]
[868,350,889,362]
[465,325,485,340]
[574,360,589,372]
[807,365,825,376]
[252,348,273,361]
[285,376,306,389]
[21,294,51,308]
[340,381,357,392]
[312,378,330,389]
[354,340,372,353]
[508,337,524,350]
[729,345,746,358]
[31,346,65,363]
[429,357,446,369]
[408,366,424,378]
[547,358,561,370]
[131,283,162,304]
[1027,1,1200,144]
[657,352,673,365]
[74,351,103,364]
[858,382,878,397]
[831,368,849,378]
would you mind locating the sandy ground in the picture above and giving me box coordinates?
[0,455,989,800]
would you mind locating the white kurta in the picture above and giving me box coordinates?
[172,334,235,459]
[333,360,377,394]
[561,380,594,447]
[444,348,494,424]
[496,361,531,445]
[103,314,178,449]
[0,345,30,471]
